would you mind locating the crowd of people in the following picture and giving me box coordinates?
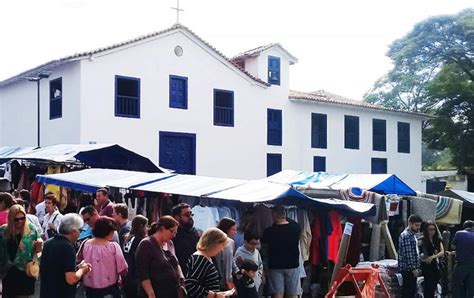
[0,186,473,298]
[397,215,474,298]
[0,189,304,298]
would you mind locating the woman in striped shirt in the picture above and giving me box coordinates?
[185,227,230,298]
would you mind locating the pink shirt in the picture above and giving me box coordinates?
[78,240,128,289]
[0,211,8,225]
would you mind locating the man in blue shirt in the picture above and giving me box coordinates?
[398,214,422,298]
[452,220,474,298]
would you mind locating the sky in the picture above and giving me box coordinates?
[0,0,472,100]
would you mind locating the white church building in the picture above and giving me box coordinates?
[0,24,427,190]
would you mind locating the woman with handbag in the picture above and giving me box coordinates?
[420,221,444,298]
[0,204,43,298]
[77,216,128,298]
[135,216,184,298]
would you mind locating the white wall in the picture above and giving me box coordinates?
[283,99,424,190]
[0,63,81,147]
[79,29,286,179]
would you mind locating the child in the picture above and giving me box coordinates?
[234,259,259,298]
[234,231,264,291]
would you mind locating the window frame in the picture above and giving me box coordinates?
[313,156,326,172]
[213,89,234,127]
[267,153,282,177]
[372,119,386,152]
[169,75,188,109]
[114,75,141,118]
[268,56,281,86]
[371,158,388,174]
[344,115,360,150]
[49,77,62,120]
[267,109,282,146]
[311,113,327,149]
[398,122,410,153]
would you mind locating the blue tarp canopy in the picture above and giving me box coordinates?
[267,170,415,195]
[36,168,173,193]
[37,169,376,217]
[7,144,163,173]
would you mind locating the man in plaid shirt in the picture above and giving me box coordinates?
[398,214,422,298]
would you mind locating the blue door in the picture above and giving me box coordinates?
[159,132,196,174]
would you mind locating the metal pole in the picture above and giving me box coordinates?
[37,79,40,147]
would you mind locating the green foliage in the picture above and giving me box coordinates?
[365,8,474,172]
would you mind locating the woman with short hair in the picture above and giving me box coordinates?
[185,227,231,298]
[136,215,183,298]
[0,204,43,297]
[77,216,128,298]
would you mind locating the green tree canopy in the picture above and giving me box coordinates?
[365,8,474,172]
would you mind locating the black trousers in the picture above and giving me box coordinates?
[401,270,417,298]
[452,264,474,298]
[423,270,439,298]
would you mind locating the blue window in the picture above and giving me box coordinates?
[214,89,234,126]
[268,56,280,85]
[49,77,62,119]
[267,153,282,177]
[371,158,387,174]
[313,156,326,172]
[115,75,140,118]
[159,131,196,175]
[169,75,188,109]
[344,115,359,149]
[267,109,282,146]
[311,113,327,148]
[373,119,386,151]
[398,122,410,153]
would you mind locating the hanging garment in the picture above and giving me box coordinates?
[298,210,312,262]
[45,166,62,200]
[436,197,463,225]
[407,196,437,222]
[192,205,219,233]
[217,206,232,219]
[327,211,342,264]
[339,188,387,224]
[386,194,401,217]
[346,217,362,267]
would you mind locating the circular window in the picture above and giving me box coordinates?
[174,46,183,57]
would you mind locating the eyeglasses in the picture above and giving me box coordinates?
[14,217,26,222]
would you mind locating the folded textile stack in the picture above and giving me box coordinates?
[356,260,400,298]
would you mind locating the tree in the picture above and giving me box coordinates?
[365,8,474,172]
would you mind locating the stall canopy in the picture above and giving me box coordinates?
[36,168,173,193]
[438,189,474,207]
[266,170,415,195]
[8,144,163,173]
[132,174,247,197]
[37,168,376,217]
[0,146,36,164]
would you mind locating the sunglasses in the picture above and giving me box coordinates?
[14,217,26,222]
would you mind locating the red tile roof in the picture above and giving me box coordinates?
[231,43,298,65]
[289,89,429,118]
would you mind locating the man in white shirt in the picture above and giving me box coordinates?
[42,195,63,240]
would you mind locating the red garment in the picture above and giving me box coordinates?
[327,211,342,263]
[310,215,321,265]
[30,181,42,203]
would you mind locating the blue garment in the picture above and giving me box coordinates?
[398,228,420,271]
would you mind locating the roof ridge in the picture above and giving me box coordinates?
[0,23,270,87]
[289,89,429,118]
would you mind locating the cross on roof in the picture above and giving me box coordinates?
[171,0,184,24]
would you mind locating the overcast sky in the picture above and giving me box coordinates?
[0,0,471,99]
